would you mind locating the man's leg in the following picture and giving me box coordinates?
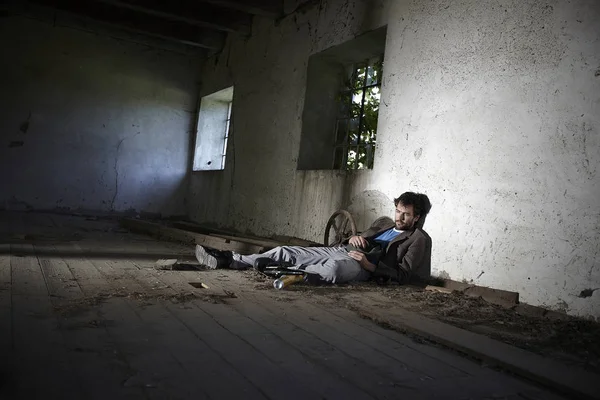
[303,256,371,284]
[196,245,339,270]
[197,245,371,283]
[231,245,348,270]
[234,246,370,283]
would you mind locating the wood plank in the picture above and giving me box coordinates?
[35,244,84,299]
[298,300,467,380]
[61,247,112,297]
[142,269,353,398]
[192,298,376,400]
[92,259,148,296]
[101,258,287,398]
[121,218,265,254]
[88,256,267,398]
[10,243,48,296]
[252,293,429,385]
[98,298,211,400]
[172,221,321,247]
[232,294,418,398]
[162,297,320,400]
[172,221,284,249]
[134,299,268,399]
[138,265,468,396]
[72,237,195,263]
[10,244,84,399]
[76,247,263,398]
[0,244,12,397]
[55,255,148,400]
[56,303,148,400]
[353,298,599,400]
[316,298,488,375]
[68,252,209,399]
[220,290,564,400]
[441,279,519,307]
[270,234,322,247]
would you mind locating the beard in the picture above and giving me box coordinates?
[396,221,413,230]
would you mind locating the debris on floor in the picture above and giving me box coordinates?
[312,283,600,374]
[155,258,202,271]
[188,282,210,289]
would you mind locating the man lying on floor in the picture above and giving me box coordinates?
[195,191,431,284]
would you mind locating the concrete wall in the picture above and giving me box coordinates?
[188,0,600,318]
[0,16,201,216]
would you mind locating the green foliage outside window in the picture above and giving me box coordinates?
[334,57,382,170]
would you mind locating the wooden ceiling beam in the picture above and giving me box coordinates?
[197,0,283,18]
[92,0,252,34]
[27,0,225,49]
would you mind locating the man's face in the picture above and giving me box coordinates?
[395,203,420,230]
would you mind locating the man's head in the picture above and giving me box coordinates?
[393,192,431,231]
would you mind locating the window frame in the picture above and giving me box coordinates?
[192,86,234,172]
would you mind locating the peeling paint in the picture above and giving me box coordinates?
[578,288,599,298]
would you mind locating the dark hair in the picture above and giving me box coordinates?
[394,192,432,217]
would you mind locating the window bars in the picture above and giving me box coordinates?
[221,101,232,169]
[334,56,382,170]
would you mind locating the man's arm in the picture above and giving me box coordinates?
[348,235,369,248]
[348,217,395,247]
[347,251,377,272]
[394,233,426,283]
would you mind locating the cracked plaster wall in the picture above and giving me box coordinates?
[0,16,201,216]
[188,0,600,318]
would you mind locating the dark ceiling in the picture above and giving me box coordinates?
[3,0,288,54]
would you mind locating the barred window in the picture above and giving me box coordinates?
[334,57,382,170]
[193,87,233,171]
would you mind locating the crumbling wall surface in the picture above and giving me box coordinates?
[378,0,600,318]
[188,0,600,318]
[189,0,388,238]
[0,16,200,216]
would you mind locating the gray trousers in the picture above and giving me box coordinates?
[232,246,371,284]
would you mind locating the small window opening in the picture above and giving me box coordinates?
[193,87,234,171]
[297,26,387,171]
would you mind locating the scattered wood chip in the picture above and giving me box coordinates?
[155,259,178,269]
[425,285,453,294]
[189,282,210,289]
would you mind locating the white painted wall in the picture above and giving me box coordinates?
[188,0,600,318]
[0,16,201,216]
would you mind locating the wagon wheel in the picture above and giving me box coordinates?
[324,210,357,246]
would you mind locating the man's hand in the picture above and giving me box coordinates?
[348,235,368,249]
[348,251,376,272]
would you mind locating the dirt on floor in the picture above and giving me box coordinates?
[373,286,599,374]
[244,270,600,374]
[45,254,600,377]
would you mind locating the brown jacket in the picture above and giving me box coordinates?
[360,218,429,283]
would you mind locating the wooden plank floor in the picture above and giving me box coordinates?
[0,211,567,400]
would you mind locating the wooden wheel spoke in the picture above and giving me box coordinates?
[324,210,357,246]
[330,221,339,235]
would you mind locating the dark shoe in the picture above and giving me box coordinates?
[303,272,327,285]
[253,257,272,273]
[195,245,232,269]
